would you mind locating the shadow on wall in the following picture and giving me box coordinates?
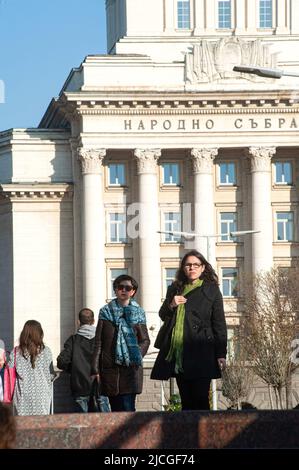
[91,410,299,449]
[94,411,299,449]
[13,409,299,449]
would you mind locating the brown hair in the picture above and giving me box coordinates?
[78,308,94,325]
[174,250,219,293]
[19,320,45,368]
[0,402,16,449]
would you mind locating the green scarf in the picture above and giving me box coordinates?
[166,279,203,374]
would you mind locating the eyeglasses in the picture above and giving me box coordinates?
[117,284,134,292]
[184,263,202,269]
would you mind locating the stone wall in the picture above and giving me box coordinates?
[14,410,299,449]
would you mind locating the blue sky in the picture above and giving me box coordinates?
[0,0,107,130]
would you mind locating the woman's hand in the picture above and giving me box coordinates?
[91,374,100,383]
[170,295,187,309]
[217,358,226,372]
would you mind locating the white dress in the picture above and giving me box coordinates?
[8,346,55,416]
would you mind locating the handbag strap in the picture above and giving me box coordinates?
[4,346,16,367]
[13,346,17,366]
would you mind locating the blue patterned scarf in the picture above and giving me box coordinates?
[99,299,146,367]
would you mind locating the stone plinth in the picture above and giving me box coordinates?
[14,411,299,449]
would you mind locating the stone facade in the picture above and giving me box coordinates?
[1,1,299,410]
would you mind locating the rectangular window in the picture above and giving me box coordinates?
[110,268,128,299]
[275,162,292,185]
[221,268,238,297]
[165,268,177,294]
[164,212,182,242]
[109,213,127,243]
[276,212,294,241]
[162,163,180,185]
[220,213,237,241]
[259,0,272,28]
[177,0,190,29]
[219,162,236,185]
[108,164,125,186]
[218,0,231,29]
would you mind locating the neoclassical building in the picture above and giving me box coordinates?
[1,0,299,409]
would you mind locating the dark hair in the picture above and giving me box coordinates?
[0,402,16,449]
[174,250,218,293]
[19,320,45,368]
[113,274,138,294]
[78,308,94,325]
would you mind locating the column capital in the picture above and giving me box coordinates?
[248,147,276,172]
[134,149,161,174]
[191,148,218,174]
[77,148,106,175]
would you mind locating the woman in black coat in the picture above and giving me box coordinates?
[151,250,227,410]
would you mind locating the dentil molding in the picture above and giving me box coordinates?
[0,184,73,202]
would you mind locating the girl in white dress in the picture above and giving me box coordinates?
[8,320,55,415]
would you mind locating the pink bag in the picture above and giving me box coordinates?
[3,347,17,404]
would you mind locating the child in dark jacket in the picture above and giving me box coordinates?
[57,308,110,412]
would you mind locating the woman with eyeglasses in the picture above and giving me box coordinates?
[91,275,150,411]
[151,250,227,410]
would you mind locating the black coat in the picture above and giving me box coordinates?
[150,282,227,380]
[57,334,95,397]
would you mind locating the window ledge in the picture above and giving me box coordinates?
[105,243,132,247]
[160,185,182,191]
[216,28,233,32]
[217,185,238,190]
[274,241,298,245]
[160,242,184,247]
[257,28,274,32]
[106,185,129,191]
[216,242,244,246]
[273,184,295,189]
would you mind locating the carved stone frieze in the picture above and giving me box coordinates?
[185,38,278,84]
[134,149,161,174]
[248,147,276,172]
[0,184,73,201]
[77,148,106,174]
[191,148,218,174]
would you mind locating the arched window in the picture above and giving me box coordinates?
[177,0,190,29]
[218,0,231,29]
[259,0,272,28]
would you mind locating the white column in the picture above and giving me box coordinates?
[134,149,161,318]
[290,0,299,34]
[191,148,218,264]
[205,0,217,34]
[194,0,205,35]
[246,0,257,33]
[249,146,276,274]
[275,0,288,34]
[234,0,246,35]
[78,148,106,312]
[164,0,176,34]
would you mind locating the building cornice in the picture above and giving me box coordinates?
[75,106,299,116]
[40,90,299,128]
[0,183,73,202]
[0,129,71,151]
